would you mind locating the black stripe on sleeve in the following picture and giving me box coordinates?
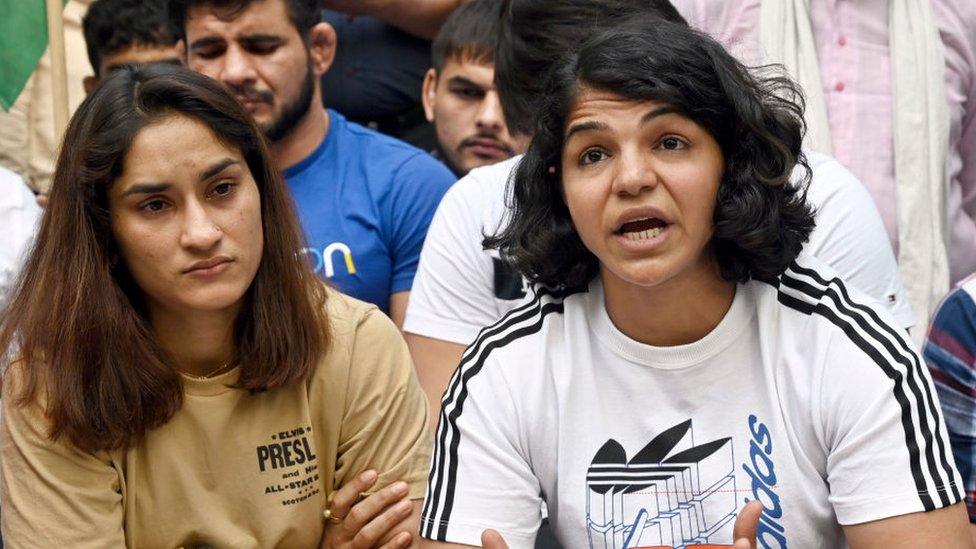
[770,263,961,509]
[423,287,577,540]
[788,263,961,504]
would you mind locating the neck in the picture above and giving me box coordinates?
[271,88,330,171]
[148,302,240,378]
[602,255,735,347]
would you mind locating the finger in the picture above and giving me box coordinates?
[377,531,412,549]
[331,470,378,521]
[732,500,763,549]
[481,529,509,549]
[351,496,413,548]
[343,481,410,533]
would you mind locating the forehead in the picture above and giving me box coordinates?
[185,0,298,40]
[100,44,180,74]
[566,89,671,126]
[440,58,495,87]
[116,115,242,188]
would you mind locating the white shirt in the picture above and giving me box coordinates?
[420,254,961,548]
[404,152,915,345]
[0,167,41,310]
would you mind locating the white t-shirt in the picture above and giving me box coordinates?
[0,167,41,310]
[404,152,915,345]
[420,254,961,548]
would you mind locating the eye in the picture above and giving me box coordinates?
[209,181,237,199]
[658,136,687,151]
[579,148,609,166]
[139,198,170,214]
[193,47,225,61]
[451,86,484,100]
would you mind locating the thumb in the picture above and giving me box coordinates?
[732,500,763,549]
[481,529,509,549]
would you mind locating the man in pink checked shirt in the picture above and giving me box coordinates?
[671,0,976,328]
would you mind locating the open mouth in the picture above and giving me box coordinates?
[616,217,668,241]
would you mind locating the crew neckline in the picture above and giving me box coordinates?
[589,278,754,370]
[180,365,242,397]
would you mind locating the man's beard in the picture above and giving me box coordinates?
[264,61,315,143]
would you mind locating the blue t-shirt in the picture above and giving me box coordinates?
[284,110,456,312]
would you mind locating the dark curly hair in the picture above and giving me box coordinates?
[485,18,816,289]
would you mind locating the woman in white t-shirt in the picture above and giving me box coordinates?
[420,18,970,549]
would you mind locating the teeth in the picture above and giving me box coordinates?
[623,227,663,241]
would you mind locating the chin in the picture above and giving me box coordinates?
[178,284,250,313]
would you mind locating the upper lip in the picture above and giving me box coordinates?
[184,256,233,274]
[612,206,671,233]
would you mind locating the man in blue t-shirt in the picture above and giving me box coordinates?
[172,0,456,322]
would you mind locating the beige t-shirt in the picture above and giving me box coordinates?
[1,290,432,548]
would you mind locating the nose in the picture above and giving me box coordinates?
[180,200,222,252]
[611,145,658,197]
[219,45,258,89]
[475,91,505,134]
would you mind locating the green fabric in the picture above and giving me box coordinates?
[0,0,68,110]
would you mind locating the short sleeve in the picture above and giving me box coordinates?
[923,283,976,521]
[804,155,916,328]
[818,323,963,525]
[333,308,433,499]
[421,354,542,548]
[0,371,125,548]
[403,175,503,345]
[385,153,456,295]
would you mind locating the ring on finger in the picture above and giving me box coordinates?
[323,508,344,525]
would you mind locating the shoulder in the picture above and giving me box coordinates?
[435,155,519,227]
[0,167,40,215]
[758,254,912,356]
[457,285,583,372]
[801,151,874,209]
[926,273,976,364]
[322,286,396,343]
[334,111,454,182]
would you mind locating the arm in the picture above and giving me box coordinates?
[843,504,971,549]
[386,153,455,323]
[390,291,409,329]
[404,333,465,430]
[321,470,422,548]
[403,173,511,426]
[923,284,976,525]
[0,369,125,548]
[332,308,432,501]
[320,0,465,39]
[819,318,967,541]
[420,352,542,548]
[419,500,767,548]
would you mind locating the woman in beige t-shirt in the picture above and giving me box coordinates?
[0,64,431,549]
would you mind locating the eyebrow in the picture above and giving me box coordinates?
[189,36,225,51]
[447,75,488,89]
[200,158,240,180]
[564,106,680,140]
[120,159,239,198]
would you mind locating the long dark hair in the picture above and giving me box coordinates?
[0,64,329,453]
[486,18,816,288]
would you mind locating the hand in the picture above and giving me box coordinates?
[733,500,764,549]
[478,502,764,549]
[481,529,508,549]
[321,470,415,549]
